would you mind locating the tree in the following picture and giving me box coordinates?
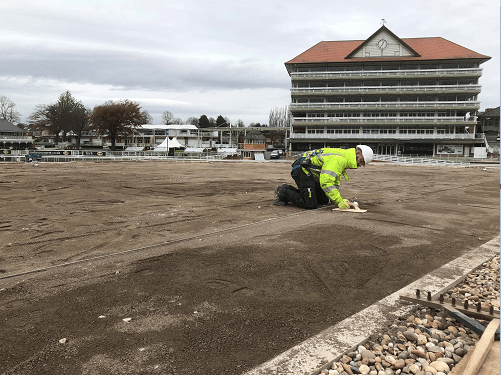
[216,115,228,127]
[72,103,91,149]
[28,91,81,144]
[161,111,174,125]
[90,99,142,151]
[172,117,184,125]
[0,95,21,123]
[269,106,290,127]
[141,110,153,124]
[198,114,210,128]
[16,123,29,131]
[185,116,199,126]
[235,119,245,128]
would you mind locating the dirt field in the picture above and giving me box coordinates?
[0,160,499,375]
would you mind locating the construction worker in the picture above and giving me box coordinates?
[273,145,373,209]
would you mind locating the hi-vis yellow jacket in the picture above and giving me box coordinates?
[300,148,357,204]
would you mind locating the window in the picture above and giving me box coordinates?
[418,95,436,102]
[362,126,381,134]
[381,95,398,102]
[399,126,417,134]
[343,126,360,134]
[401,64,419,70]
[365,65,382,71]
[420,64,438,70]
[307,127,325,134]
[382,80,399,87]
[400,95,418,102]
[438,111,455,117]
[328,81,344,87]
[326,126,343,134]
[346,65,363,71]
[438,95,456,102]
[310,81,327,87]
[326,97,344,102]
[344,96,362,102]
[458,79,478,85]
[436,126,453,134]
[439,80,457,86]
[416,127,434,134]
[401,80,418,86]
[419,79,437,86]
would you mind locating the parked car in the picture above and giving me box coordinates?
[270,150,281,159]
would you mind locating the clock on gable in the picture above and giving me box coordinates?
[376,38,388,50]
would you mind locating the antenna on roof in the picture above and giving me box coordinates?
[381,19,386,26]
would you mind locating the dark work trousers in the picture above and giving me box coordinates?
[281,159,330,209]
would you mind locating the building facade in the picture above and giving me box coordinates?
[477,107,500,155]
[285,26,491,156]
[0,119,31,151]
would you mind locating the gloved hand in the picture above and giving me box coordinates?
[337,199,350,210]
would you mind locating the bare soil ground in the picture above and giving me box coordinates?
[0,160,499,375]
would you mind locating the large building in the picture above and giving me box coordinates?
[285,25,491,156]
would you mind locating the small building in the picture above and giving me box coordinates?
[0,119,32,151]
[129,124,216,150]
[241,131,266,160]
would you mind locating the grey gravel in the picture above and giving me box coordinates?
[320,255,499,375]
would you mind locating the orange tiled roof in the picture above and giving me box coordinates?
[285,37,491,64]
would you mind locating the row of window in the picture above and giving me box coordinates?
[294,94,477,103]
[306,126,456,134]
[294,62,479,72]
[305,111,459,118]
[294,79,478,88]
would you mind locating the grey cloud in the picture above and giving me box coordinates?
[0,45,290,92]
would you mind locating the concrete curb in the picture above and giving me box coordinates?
[243,236,500,375]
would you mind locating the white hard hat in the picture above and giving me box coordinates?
[357,145,373,165]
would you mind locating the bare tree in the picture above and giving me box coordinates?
[235,119,245,127]
[161,111,174,125]
[269,106,290,127]
[185,116,199,126]
[0,95,21,123]
[141,110,154,124]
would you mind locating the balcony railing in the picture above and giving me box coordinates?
[291,84,482,94]
[292,116,476,124]
[289,133,483,140]
[0,135,33,141]
[290,101,480,110]
[290,68,483,79]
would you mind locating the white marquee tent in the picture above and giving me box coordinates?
[153,137,184,151]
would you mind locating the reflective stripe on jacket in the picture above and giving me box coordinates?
[301,148,357,204]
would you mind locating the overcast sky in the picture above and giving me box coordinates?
[1,0,499,125]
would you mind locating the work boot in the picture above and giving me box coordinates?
[273,184,288,206]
